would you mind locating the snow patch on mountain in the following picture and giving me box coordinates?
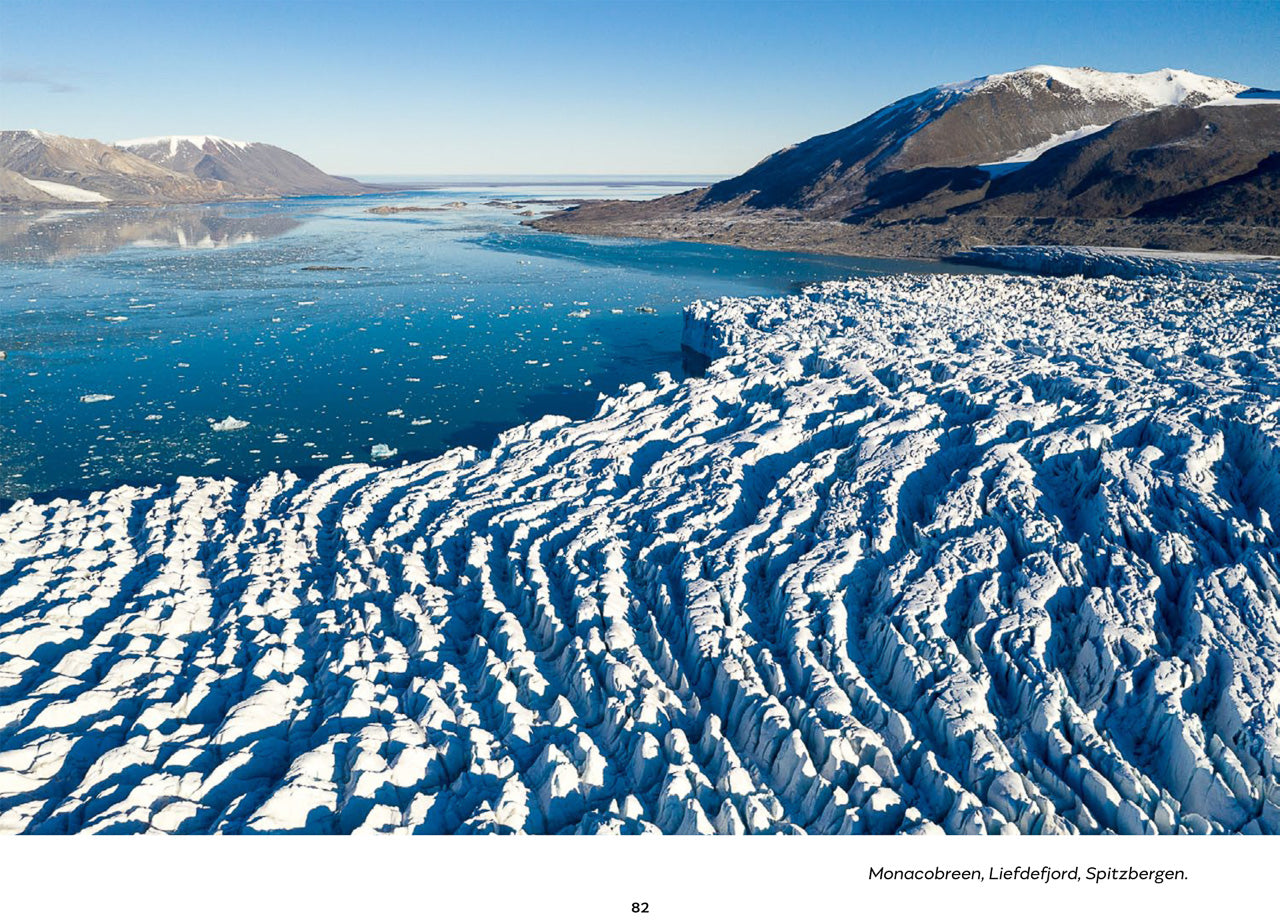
[21,179,109,203]
[978,123,1114,174]
[1,271,1278,835]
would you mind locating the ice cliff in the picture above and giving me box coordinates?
[2,271,1278,834]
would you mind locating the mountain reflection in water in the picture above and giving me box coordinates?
[0,205,300,261]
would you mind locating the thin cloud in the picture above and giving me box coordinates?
[1,67,80,93]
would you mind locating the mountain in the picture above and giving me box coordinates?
[115,135,368,197]
[0,167,59,204]
[959,102,1280,222]
[0,130,220,205]
[0,130,375,207]
[534,66,1280,257]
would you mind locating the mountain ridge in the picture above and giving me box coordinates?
[0,129,377,207]
[533,65,1280,257]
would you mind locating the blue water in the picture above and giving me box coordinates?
[0,183,966,500]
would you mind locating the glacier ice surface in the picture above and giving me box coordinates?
[1,270,1278,835]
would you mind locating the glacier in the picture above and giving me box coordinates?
[1,270,1278,835]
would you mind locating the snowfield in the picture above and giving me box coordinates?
[21,179,110,203]
[1,271,1278,835]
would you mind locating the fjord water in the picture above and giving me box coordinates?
[1,183,950,500]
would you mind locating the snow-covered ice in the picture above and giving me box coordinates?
[2,271,1278,835]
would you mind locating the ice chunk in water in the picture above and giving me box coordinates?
[210,416,250,432]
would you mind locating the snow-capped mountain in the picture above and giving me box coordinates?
[113,135,252,171]
[702,66,1247,214]
[116,135,368,197]
[0,129,374,207]
[539,65,1279,254]
[0,129,218,205]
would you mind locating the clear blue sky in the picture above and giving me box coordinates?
[2,0,1277,175]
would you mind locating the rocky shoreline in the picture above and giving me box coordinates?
[529,198,1280,260]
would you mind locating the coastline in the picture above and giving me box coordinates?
[528,197,1280,261]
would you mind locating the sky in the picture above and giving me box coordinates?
[2,0,1278,176]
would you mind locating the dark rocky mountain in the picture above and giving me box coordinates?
[534,67,1280,257]
[0,130,375,207]
[703,67,1243,215]
[965,103,1280,221]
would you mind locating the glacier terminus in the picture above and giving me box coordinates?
[1,261,1277,835]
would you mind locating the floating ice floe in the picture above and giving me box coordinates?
[78,393,114,403]
[370,443,397,460]
[1,269,1278,835]
[210,416,249,432]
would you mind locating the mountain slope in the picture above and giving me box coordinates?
[534,66,1280,256]
[115,135,369,197]
[0,130,375,207]
[962,102,1280,220]
[701,66,1244,215]
[0,167,59,204]
[0,130,220,204]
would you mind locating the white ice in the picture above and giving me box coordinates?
[210,417,250,432]
[2,267,1278,835]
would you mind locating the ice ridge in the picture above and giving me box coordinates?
[1,272,1278,835]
